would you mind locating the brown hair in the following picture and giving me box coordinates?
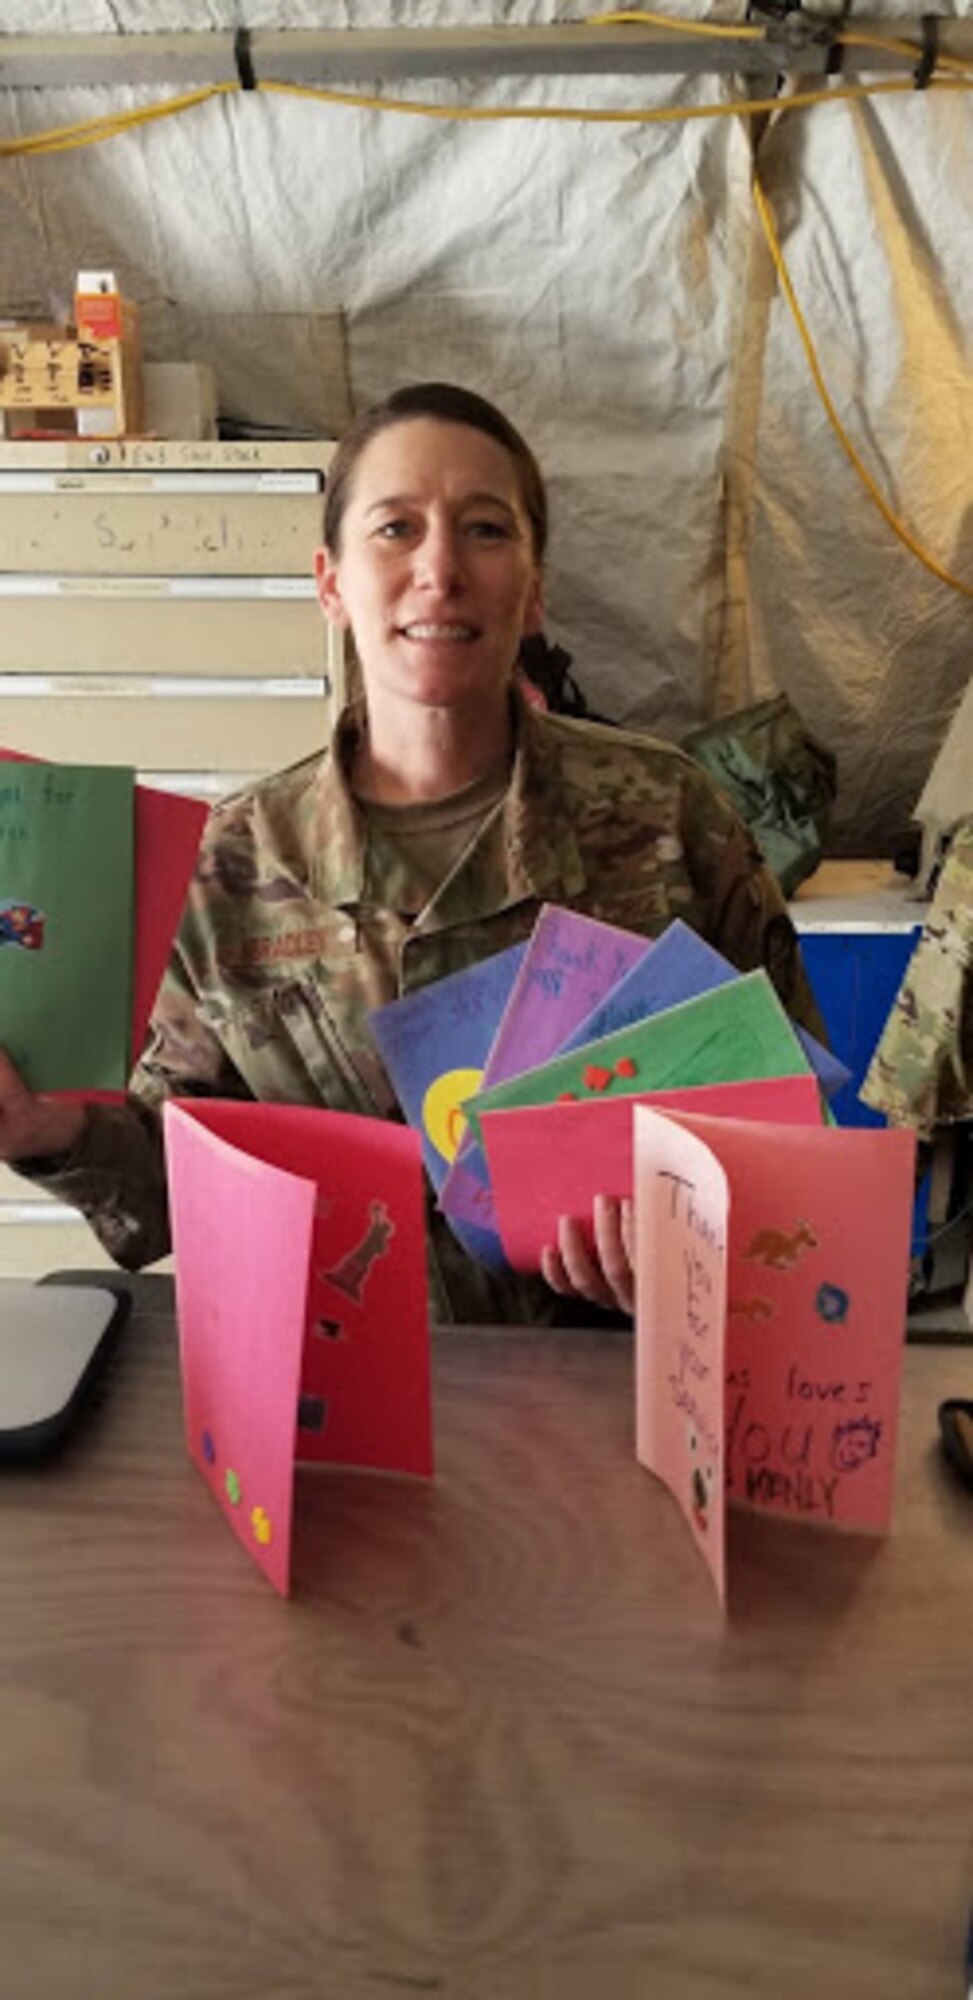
[323,381,548,562]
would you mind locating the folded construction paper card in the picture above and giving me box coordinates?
[0,760,135,1091]
[0,746,207,1090]
[370,942,526,1168]
[440,904,649,1230]
[165,1100,432,1596]
[128,781,209,1064]
[635,1108,731,1604]
[464,971,813,1143]
[368,941,526,1269]
[633,1105,916,1607]
[480,1074,824,1272]
[561,919,735,1050]
[475,903,650,1081]
[562,918,850,1103]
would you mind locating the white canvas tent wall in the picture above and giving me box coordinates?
[0,3,970,856]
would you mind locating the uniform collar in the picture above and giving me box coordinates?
[308,683,586,915]
[307,704,369,908]
[502,682,587,904]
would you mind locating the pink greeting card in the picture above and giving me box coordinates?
[634,1110,730,1604]
[633,1107,917,1607]
[164,1100,432,1595]
[479,1075,824,1272]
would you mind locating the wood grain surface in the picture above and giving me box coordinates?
[0,1278,971,2000]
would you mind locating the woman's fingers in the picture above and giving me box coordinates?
[593,1193,636,1315]
[541,1222,615,1308]
[540,1195,635,1316]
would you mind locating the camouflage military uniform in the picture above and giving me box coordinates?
[25,689,824,1322]
[861,818,973,1136]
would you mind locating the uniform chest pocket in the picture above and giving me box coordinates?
[202,978,398,1120]
[588,880,676,935]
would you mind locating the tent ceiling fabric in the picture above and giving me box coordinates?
[1,3,970,855]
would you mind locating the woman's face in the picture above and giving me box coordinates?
[314,417,544,719]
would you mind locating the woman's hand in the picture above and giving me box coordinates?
[0,1048,86,1164]
[540,1193,636,1317]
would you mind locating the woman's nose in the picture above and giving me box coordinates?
[415,525,465,590]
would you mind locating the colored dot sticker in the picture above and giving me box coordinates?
[583,1064,613,1092]
[815,1282,850,1325]
[201,1429,216,1467]
[225,1468,242,1506]
[250,1506,272,1546]
[614,1056,637,1079]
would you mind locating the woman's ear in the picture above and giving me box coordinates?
[313,546,350,628]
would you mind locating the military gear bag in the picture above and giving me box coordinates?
[683,694,837,896]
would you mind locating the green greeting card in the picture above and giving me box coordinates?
[0,763,135,1090]
[463,971,814,1136]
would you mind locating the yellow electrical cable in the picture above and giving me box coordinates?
[585,7,973,73]
[0,60,969,157]
[753,171,973,601]
[258,72,968,126]
[0,84,234,158]
[586,8,763,38]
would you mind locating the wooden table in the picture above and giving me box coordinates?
[1,1276,972,2000]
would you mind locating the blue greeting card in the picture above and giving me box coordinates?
[368,941,527,1269]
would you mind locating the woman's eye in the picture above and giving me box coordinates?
[374,519,412,541]
[466,519,511,541]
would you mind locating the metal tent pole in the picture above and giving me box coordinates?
[0,20,970,91]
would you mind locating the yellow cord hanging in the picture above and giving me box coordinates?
[587,8,973,73]
[0,84,234,159]
[255,73,969,129]
[586,8,764,39]
[753,171,973,601]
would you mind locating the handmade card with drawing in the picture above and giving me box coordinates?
[0,759,135,1090]
[560,917,849,1102]
[465,971,815,1148]
[0,746,207,1091]
[164,1100,432,1595]
[633,1105,916,1606]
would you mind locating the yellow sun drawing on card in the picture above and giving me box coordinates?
[422,1067,484,1164]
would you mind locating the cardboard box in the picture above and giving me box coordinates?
[142,362,218,441]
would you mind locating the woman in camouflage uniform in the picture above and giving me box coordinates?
[0,383,823,1322]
